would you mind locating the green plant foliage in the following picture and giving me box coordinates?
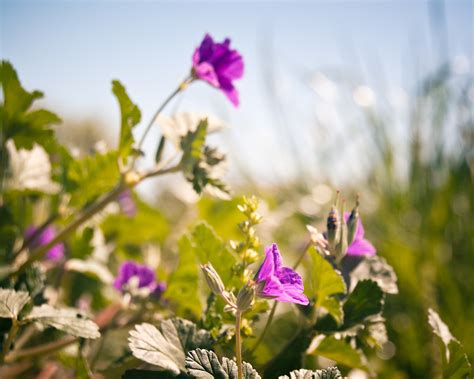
[307,246,346,323]
[26,304,101,338]
[428,308,472,378]
[166,235,202,318]
[308,336,366,370]
[0,60,61,151]
[342,279,384,328]
[185,348,261,379]
[278,367,342,379]
[111,80,141,159]
[350,256,398,295]
[128,319,212,375]
[65,150,120,206]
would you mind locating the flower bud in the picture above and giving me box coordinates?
[327,205,340,249]
[335,202,348,262]
[347,201,359,245]
[236,282,255,312]
[201,263,225,296]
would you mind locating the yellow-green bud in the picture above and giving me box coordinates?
[201,263,225,296]
[236,282,255,312]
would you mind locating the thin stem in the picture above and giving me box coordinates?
[235,311,243,379]
[248,300,277,355]
[135,77,192,155]
[0,318,19,363]
[14,181,126,275]
[4,336,76,363]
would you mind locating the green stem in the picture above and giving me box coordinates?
[248,300,277,355]
[235,311,243,379]
[0,318,19,363]
[5,336,76,363]
[135,76,193,155]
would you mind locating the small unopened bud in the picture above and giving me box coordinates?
[236,282,255,312]
[347,200,359,245]
[327,206,340,249]
[201,263,225,296]
[335,201,348,262]
[243,249,259,264]
[124,171,141,187]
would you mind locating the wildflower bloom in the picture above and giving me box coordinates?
[344,212,376,256]
[25,225,65,261]
[114,261,166,298]
[192,33,244,107]
[254,243,309,305]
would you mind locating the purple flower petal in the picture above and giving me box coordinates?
[114,261,161,294]
[192,33,244,107]
[343,212,376,257]
[255,243,309,306]
[25,225,65,262]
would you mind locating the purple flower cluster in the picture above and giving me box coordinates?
[254,243,309,305]
[344,212,376,256]
[114,261,166,298]
[192,34,244,107]
[118,189,137,218]
[25,225,65,261]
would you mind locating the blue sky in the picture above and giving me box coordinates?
[1,1,472,186]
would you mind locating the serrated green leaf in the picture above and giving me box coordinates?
[279,367,343,379]
[111,80,141,159]
[166,236,202,318]
[26,304,100,339]
[128,318,212,375]
[307,247,346,323]
[181,119,208,177]
[190,222,235,283]
[309,336,366,370]
[66,151,120,206]
[343,279,384,327]
[428,308,472,378]
[185,348,261,379]
[350,256,398,294]
[0,288,30,319]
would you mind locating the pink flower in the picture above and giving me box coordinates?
[254,243,309,305]
[192,33,244,107]
[25,225,65,261]
[344,212,376,256]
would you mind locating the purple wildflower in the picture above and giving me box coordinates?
[344,212,376,256]
[192,33,244,107]
[118,189,137,217]
[25,225,65,261]
[114,261,166,298]
[254,243,309,305]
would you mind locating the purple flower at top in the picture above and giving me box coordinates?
[192,33,244,107]
[114,261,166,298]
[344,212,376,256]
[254,243,309,305]
[118,189,137,218]
[25,225,65,261]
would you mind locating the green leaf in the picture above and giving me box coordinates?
[111,80,141,159]
[428,308,472,378]
[101,194,169,247]
[66,151,120,206]
[26,304,100,339]
[1,61,61,151]
[342,279,384,327]
[181,119,208,178]
[185,348,261,379]
[123,370,189,379]
[307,247,346,323]
[0,288,30,319]
[166,236,202,318]
[278,367,343,379]
[309,336,366,370]
[350,256,398,294]
[190,222,235,283]
[128,318,212,375]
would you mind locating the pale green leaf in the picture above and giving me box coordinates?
[279,367,343,379]
[350,256,398,294]
[26,304,100,339]
[185,348,261,379]
[309,336,366,370]
[0,288,30,319]
[343,279,384,327]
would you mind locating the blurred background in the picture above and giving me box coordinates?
[1,1,473,378]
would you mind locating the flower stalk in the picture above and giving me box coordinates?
[235,311,243,379]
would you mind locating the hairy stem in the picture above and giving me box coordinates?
[235,311,243,379]
[0,319,19,363]
[135,76,193,155]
